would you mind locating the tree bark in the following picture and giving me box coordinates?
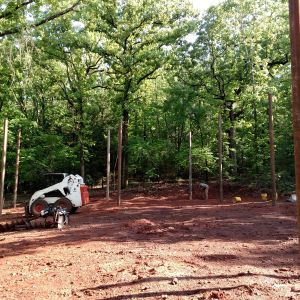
[106,129,111,200]
[13,129,21,209]
[79,99,85,179]
[268,93,277,206]
[227,101,237,176]
[80,142,85,179]
[189,131,192,201]
[122,108,129,188]
[218,113,223,202]
[0,119,8,215]
[118,119,123,206]
[288,0,300,262]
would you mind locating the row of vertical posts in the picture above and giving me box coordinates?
[59,2,300,228]
[188,96,276,205]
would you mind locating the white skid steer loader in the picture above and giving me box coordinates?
[26,173,89,217]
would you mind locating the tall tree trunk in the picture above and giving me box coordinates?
[268,93,277,206]
[80,142,85,179]
[118,119,123,206]
[228,102,237,176]
[251,57,259,174]
[13,129,21,209]
[106,129,111,200]
[199,130,208,181]
[218,113,223,202]
[288,0,300,260]
[121,77,131,189]
[79,97,85,179]
[122,108,129,188]
[229,125,237,175]
[189,131,192,200]
[0,119,8,215]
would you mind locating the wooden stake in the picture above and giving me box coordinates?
[218,113,223,202]
[189,131,192,200]
[0,119,8,215]
[288,0,300,262]
[80,143,85,180]
[268,94,277,206]
[106,129,111,200]
[117,119,122,206]
[13,129,21,209]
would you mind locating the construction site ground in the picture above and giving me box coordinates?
[0,183,299,300]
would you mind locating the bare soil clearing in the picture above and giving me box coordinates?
[0,183,299,300]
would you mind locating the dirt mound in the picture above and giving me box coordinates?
[0,183,298,300]
[126,218,178,235]
[126,218,162,233]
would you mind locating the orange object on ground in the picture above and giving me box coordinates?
[80,185,90,205]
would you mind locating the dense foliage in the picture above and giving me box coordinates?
[0,0,294,193]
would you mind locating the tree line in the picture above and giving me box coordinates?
[0,0,293,193]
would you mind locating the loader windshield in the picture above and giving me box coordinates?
[42,173,68,189]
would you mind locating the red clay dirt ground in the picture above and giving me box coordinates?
[0,183,299,300]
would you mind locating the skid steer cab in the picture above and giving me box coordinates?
[26,173,90,217]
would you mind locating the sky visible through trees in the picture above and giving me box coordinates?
[0,0,294,194]
[190,0,225,12]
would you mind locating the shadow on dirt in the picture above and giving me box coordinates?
[79,272,300,299]
[0,184,298,270]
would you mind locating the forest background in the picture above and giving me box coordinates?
[0,0,293,194]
